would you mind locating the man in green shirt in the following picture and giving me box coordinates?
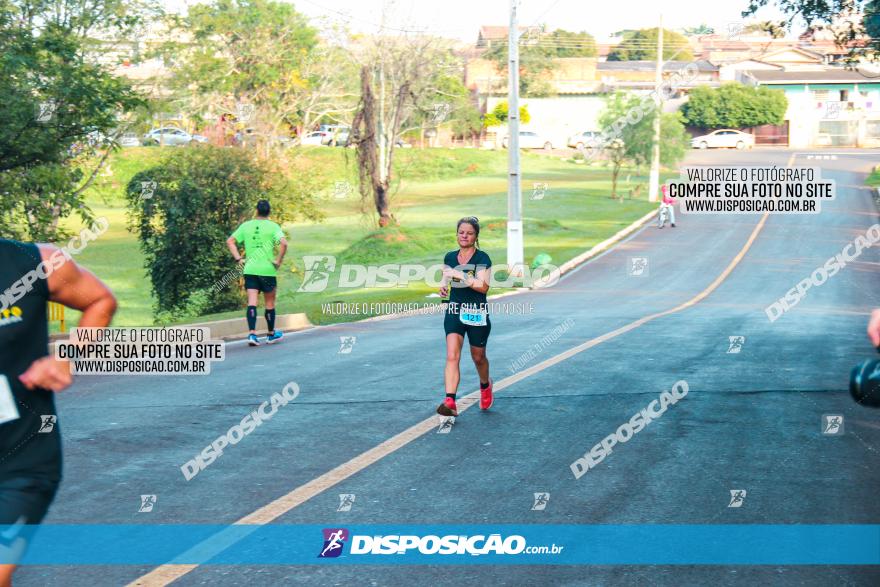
[226,200,288,346]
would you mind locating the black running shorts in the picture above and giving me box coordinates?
[444,311,491,348]
[243,274,277,293]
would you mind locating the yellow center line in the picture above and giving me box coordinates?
[131,156,790,585]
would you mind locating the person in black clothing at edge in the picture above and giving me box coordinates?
[437,217,494,417]
[0,239,116,586]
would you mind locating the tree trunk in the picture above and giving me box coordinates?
[353,65,395,227]
[375,184,392,226]
[611,164,620,199]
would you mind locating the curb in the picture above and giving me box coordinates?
[358,207,659,325]
[49,313,314,349]
[534,207,659,287]
[48,208,658,342]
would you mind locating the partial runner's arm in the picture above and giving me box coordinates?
[273,237,288,269]
[468,267,490,295]
[18,245,117,392]
[226,236,244,263]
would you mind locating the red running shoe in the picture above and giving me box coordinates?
[437,396,458,416]
[480,379,494,410]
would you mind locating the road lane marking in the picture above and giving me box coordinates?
[131,160,787,585]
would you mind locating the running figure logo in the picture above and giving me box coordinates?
[531,182,549,201]
[140,181,157,200]
[822,414,844,435]
[337,494,355,512]
[825,101,842,119]
[437,416,455,434]
[36,101,56,122]
[727,336,745,354]
[38,415,56,433]
[430,103,452,124]
[333,181,352,200]
[318,528,349,558]
[237,103,256,123]
[728,489,746,508]
[338,336,356,354]
[628,257,649,277]
[531,492,550,511]
[726,22,744,39]
[138,495,157,513]
[298,256,337,293]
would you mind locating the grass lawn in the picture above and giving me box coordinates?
[53,147,669,330]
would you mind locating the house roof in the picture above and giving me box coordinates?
[746,68,880,83]
[756,46,825,62]
[478,25,527,42]
[725,58,784,70]
[695,36,751,51]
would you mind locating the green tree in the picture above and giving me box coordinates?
[482,101,531,127]
[867,0,880,40]
[607,28,694,61]
[451,103,485,144]
[548,29,598,57]
[126,147,321,319]
[484,36,557,96]
[0,0,146,241]
[742,1,871,61]
[598,92,689,199]
[167,0,356,153]
[682,23,715,36]
[681,84,788,129]
[351,36,470,226]
[744,20,787,38]
[407,64,482,145]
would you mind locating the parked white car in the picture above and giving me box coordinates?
[320,125,351,146]
[143,127,207,146]
[502,131,553,150]
[300,131,330,146]
[691,129,755,150]
[567,131,601,149]
[118,132,141,147]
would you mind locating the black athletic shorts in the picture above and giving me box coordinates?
[244,274,277,293]
[0,476,59,564]
[444,310,491,348]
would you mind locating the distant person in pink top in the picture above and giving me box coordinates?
[658,184,676,228]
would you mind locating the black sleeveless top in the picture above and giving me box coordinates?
[443,249,492,313]
[0,239,61,481]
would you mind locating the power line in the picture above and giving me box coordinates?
[299,0,462,35]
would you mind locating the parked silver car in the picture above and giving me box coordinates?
[143,127,208,146]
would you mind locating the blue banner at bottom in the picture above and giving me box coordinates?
[3,525,879,565]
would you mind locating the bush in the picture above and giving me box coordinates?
[126,146,321,320]
[682,84,788,129]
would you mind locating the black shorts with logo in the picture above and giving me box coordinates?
[0,476,58,564]
[243,274,277,293]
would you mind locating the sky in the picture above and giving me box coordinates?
[165,0,799,42]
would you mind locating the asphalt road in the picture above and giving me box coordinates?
[15,148,880,586]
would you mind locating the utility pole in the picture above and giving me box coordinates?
[507,0,524,272]
[648,14,663,203]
